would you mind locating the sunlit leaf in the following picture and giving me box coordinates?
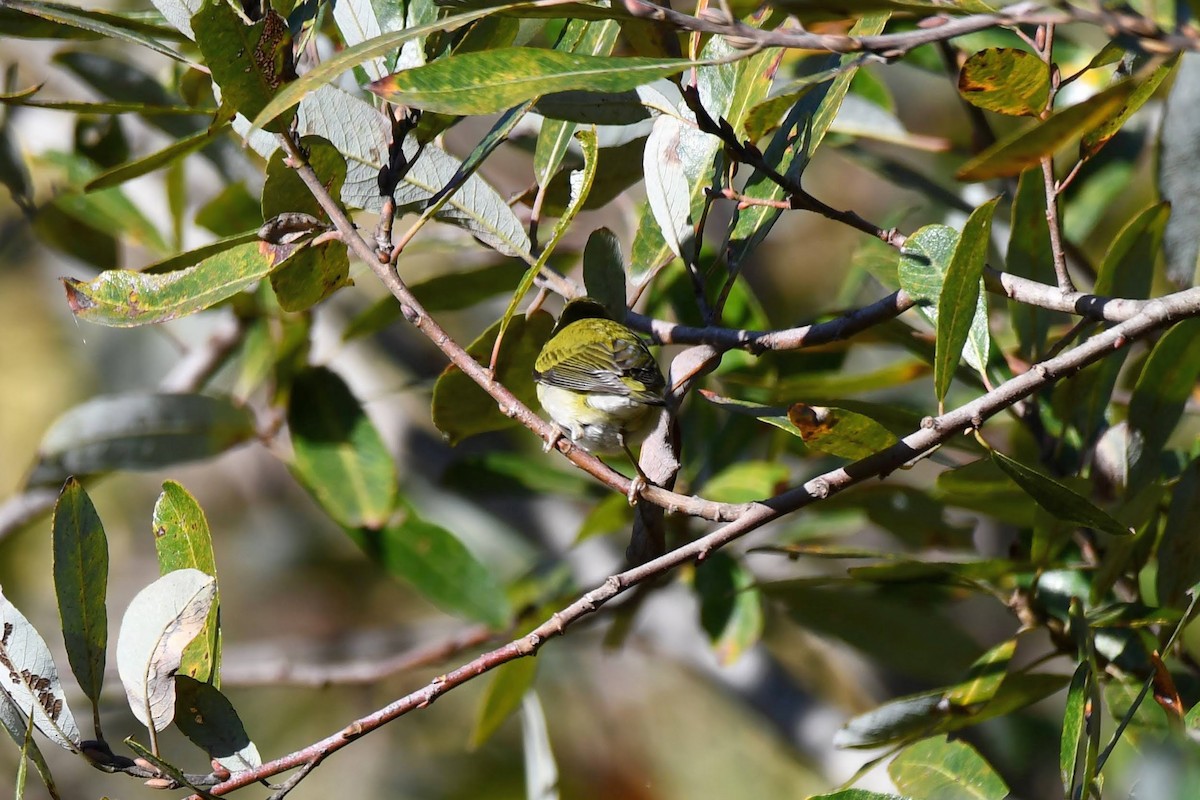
[957,48,1049,116]
[0,590,81,751]
[991,450,1131,536]
[934,196,998,401]
[890,736,1009,800]
[471,657,537,747]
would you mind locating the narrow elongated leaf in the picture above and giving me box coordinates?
[897,224,990,374]
[582,227,626,319]
[1006,168,1058,360]
[152,482,219,684]
[643,113,694,261]
[1156,459,1200,609]
[1126,318,1200,488]
[27,393,256,487]
[3,0,186,62]
[957,48,1049,117]
[471,657,537,747]
[116,569,216,732]
[357,508,512,627]
[174,676,260,771]
[957,81,1136,180]
[521,693,558,800]
[0,693,59,799]
[332,0,388,81]
[369,48,692,115]
[695,553,763,665]
[62,239,298,326]
[1081,56,1177,158]
[83,120,229,192]
[935,196,998,401]
[193,1,294,132]
[1061,662,1088,793]
[51,479,107,732]
[889,736,1009,800]
[991,450,1131,536]
[944,638,1017,709]
[0,590,81,751]
[808,793,904,800]
[288,367,398,530]
[432,311,555,444]
[1159,52,1200,287]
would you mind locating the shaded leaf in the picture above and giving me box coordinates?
[369,48,692,115]
[152,482,219,684]
[3,0,186,62]
[431,311,555,445]
[62,239,298,327]
[174,676,260,771]
[695,552,763,665]
[582,227,626,320]
[935,196,998,401]
[288,367,398,530]
[944,638,1017,709]
[1126,318,1200,489]
[116,569,216,733]
[957,48,1049,116]
[1156,459,1200,609]
[1005,168,1058,360]
[51,479,107,730]
[889,736,1009,800]
[702,461,789,504]
[991,450,1131,536]
[1159,52,1200,287]
[1081,55,1177,159]
[957,81,1136,181]
[83,121,230,191]
[0,590,81,751]
[0,692,59,799]
[27,393,256,487]
[471,657,537,747]
[355,506,512,628]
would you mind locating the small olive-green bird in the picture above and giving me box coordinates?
[533,298,666,459]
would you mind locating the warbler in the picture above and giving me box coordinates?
[533,298,666,475]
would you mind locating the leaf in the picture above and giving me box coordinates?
[471,657,537,747]
[1005,168,1058,360]
[956,80,1136,180]
[51,479,107,730]
[116,569,216,733]
[369,48,692,115]
[807,793,905,800]
[520,693,558,800]
[332,0,388,81]
[935,196,998,402]
[174,676,261,771]
[944,637,1017,709]
[889,736,1009,800]
[582,227,626,320]
[1126,318,1200,489]
[991,450,1131,536]
[1061,662,1088,793]
[1159,52,1200,287]
[643,112,695,262]
[356,507,512,628]
[3,0,187,63]
[784,402,899,460]
[694,552,763,665]
[0,692,59,800]
[1081,55,1177,159]
[62,239,298,326]
[27,393,256,488]
[0,589,81,751]
[288,367,398,530]
[83,121,230,191]
[432,311,555,444]
[1156,459,1200,609]
[702,461,789,504]
[152,482,219,684]
[957,48,1049,116]
[897,223,990,375]
[193,1,295,133]
[249,5,508,133]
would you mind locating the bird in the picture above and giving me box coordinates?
[533,298,666,502]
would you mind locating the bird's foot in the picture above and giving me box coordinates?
[543,426,566,453]
[627,475,647,505]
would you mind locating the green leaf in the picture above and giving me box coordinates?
[27,393,256,487]
[1061,662,1088,793]
[249,5,507,133]
[890,736,1009,800]
[51,478,108,734]
[431,311,554,445]
[957,47,1049,116]
[944,637,1017,709]
[173,676,260,771]
[196,183,262,237]
[83,121,230,191]
[356,507,512,627]
[0,692,59,799]
[897,224,990,376]
[369,48,692,115]
[288,367,398,529]
[62,239,297,326]
[1081,55,1177,158]
[1126,318,1200,488]
[441,451,595,497]
[702,461,789,504]
[807,792,905,800]
[2,0,187,62]
[582,227,627,320]
[991,450,1131,536]
[694,552,763,666]
[935,196,998,402]
[192,1,294,133]
[1160,54,1200,288]
[1006,168,1058,360]
[1156,459,1200,609]
[471,657,537,747]
[701,393,899,460]
[957,80,1137,181]
[152,482,220,684]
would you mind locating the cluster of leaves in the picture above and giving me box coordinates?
[1,0,1200,796]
